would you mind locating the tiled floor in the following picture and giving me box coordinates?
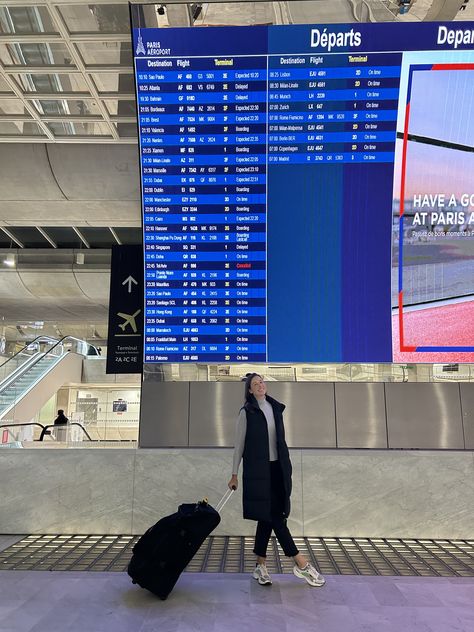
[0,570,473,632]
[2,535,473,576]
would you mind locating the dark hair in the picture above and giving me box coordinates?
[243,372,262,405]
[58,409,64,415]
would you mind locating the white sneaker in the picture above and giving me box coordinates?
[293,563,325,587]
[252,563,272,586]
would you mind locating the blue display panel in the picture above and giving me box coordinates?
[132,21,474,363]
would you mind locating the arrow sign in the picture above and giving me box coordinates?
[122,275,138,293]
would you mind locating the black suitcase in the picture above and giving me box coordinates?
[127,489,234,600]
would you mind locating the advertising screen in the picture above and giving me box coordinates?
[130,14,474,363]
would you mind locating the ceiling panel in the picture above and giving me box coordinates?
[0,119,44,134]
[91,72,133,94]
[0,6,57,34]
[30,97,102,117]
[46,119,112,136]
[114,121,136,138]
[12,71,89,93]
[103,98,135,116]
[0,75,13,93]
[57,4,131,33]
[0,41,74,65]
[0,97,28,113]
[75,40,132,66]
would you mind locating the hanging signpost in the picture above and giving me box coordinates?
[106,245,144,374]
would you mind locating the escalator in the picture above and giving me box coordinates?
[0,336,93,422]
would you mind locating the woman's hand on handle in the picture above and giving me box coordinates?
[228,474,238,491]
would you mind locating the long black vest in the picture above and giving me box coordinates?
[242,395,292,522]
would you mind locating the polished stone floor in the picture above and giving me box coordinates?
[0,570,473,632]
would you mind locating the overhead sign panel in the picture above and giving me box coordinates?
[106,245,144,373]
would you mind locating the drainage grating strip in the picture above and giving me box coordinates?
[0,536,472,577]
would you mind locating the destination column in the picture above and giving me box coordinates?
[267,53,401,164]
[138,54,268,362]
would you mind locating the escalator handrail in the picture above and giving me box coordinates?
[38,335,95,359]
[1,335,96,372]
[0,421,93,442]
[0,421,46,430]
[0,335,60,369]
[40,423,93,442]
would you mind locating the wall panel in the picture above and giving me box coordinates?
[268,382,336,447]
[385,383,464,449]
[335,383,387,448]
[189,382,244,447]
[139,381,189,447]
[460,383,474,449]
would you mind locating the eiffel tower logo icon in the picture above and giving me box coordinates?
[136,31,146,56]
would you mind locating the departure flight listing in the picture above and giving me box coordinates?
[132,21,474,363]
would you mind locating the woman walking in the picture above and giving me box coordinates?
[228,373,325,587]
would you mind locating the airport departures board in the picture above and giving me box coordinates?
[131,18,474,364]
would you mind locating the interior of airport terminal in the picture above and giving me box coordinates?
[0,1,473,630]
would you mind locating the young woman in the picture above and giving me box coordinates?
[228,373,325,587]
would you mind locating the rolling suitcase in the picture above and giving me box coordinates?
[127,488,235,600]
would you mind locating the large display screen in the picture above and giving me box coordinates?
[131,16,474,363]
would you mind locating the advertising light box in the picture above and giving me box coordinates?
[131,15,474,363]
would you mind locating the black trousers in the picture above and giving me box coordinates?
[253,461,299,558]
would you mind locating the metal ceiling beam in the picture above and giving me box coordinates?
[18,92,135,100]
[0,34,62,43]
[0,114,136,123]
[83,65,133,73]
[67,34,132,42]
[0,0,151,5]
[94,92,135,100]
[2,66,131,75]
[109,116,136,123]
[72,226,90,248]
[5,65,82,74]
[0,33,131,43]
[0,135,137,143]
[109,227,122,245]
[0,0,225,5]
[36,226,58,248]
[0,226,24,248]
[0,114,32,121]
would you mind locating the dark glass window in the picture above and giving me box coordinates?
[8,227,51,247]
[40,227,82,248]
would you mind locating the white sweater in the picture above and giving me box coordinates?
[232,397,278,475]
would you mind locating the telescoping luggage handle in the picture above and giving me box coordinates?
[215,486,236,513]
